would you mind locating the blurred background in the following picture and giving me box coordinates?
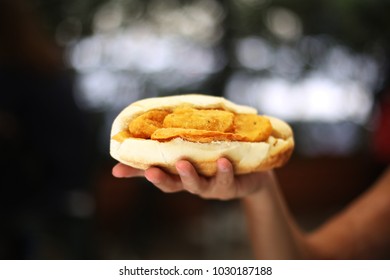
[1,0,390,259]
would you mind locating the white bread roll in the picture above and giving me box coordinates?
[110,94,294,176]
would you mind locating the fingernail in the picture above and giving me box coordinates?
[218,164,229,173]
[145,174,159,184]
[176,163,189,176]
[178,168,189,177]
[217,158,232,173]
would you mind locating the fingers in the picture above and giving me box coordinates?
[144,167,184,193]
[112,158,241,200]
[112,163,185,193]
[214,158,235,187]
[176,158,236,199]
[211,158,236,200]
[175,160,204,194]
[112,163,144,178]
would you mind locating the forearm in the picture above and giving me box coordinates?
[241,172,309,259]
[305,167,390,259]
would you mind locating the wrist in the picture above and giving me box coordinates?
[241,170,278,199]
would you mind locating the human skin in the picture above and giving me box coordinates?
[112,159,390,259]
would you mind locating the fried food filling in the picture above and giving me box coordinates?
[112,106,272,143]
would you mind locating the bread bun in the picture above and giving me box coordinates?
[110,94,294,176]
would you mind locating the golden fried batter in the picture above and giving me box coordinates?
[234,114,272,142]
[128,110,169,138]
[115,106,273,143]
[163,106,234,132]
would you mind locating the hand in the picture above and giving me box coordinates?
[112,158,274,200]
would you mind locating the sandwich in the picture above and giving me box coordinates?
[110,94,294,176]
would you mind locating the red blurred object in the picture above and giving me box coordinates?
[373,92,390,162]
